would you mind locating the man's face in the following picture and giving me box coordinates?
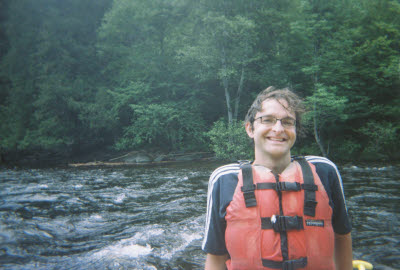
[246,98,296,161]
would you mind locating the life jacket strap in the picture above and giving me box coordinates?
[295,157,317,217]
[240,163,257,207]
[257,181,300,191]
[262,257,308,270]
[240,158,318,213]
[256,182,318,192]
[301,183,318,191]
[261,215,304,231]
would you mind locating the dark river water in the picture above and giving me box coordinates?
[0,161,399,270]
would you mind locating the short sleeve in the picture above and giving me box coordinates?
[329,167,352,234]
[202,164,239,254]
[306,156,352,234]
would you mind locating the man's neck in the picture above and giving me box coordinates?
[253,153,291,174]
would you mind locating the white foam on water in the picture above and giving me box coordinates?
[160,230,203,260]
[133,227,164,241]
[94,177,104,182]
[39,230,54,239]
[89,214,103,221]
[95,243,153,258]
[74,184,83,189]
[23,194,58,203]
[92,226,167,261]
[93,239,153,259]
[114,193,126,204]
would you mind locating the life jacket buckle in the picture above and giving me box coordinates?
[270,215,304,232]
[241,184,256,192]
[276,181,301,191]
[305,199,318,208]
[241,184,256,200]
[241,184,257,207]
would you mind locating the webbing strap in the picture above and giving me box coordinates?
[261,215,304,231]
[296,157,317,217]
[240,158,318,212]
[240,164,257,207]
[301,183,318,191]
[262,257,308,270]
[256,182,297,191]
[256,182,317,191]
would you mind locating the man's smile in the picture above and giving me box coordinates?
[266,137,287,142]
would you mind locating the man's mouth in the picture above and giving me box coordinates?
[267,137,286,142]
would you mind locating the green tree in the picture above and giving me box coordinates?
[207,119,253,161]
[0,0,111,154]
[1,0,399,162]
[178,0,259,124]
[303,84,348,157]
[116,103,206,151]
[358,121,400,160]
[96,0,209,151]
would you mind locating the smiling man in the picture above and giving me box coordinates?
[203,87,353,270]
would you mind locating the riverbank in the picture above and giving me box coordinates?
[2,147,399,169]
[0,148,216,168]
[68,150,216,167]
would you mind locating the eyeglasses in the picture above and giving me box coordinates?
[254,115,296,128]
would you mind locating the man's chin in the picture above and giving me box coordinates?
[261,148,291,159]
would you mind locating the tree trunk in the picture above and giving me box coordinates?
[313,102,327,157]
[233,66,245,122]
[221,46,233,124]
[224,85,233,124]
[312,42,327,157]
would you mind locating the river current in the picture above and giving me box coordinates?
[0,161,399,269]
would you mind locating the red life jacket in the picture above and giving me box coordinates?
[225,158,335,270]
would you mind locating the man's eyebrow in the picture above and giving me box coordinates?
[257,114,275,118]
[258,114,293,118]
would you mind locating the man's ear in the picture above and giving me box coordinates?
[245,122,254,139]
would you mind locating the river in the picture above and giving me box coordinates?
[0,161,399,269]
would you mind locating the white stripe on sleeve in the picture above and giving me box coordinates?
[202,164,240,250]
[305,155,347,210]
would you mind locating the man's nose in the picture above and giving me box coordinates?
[272,120,285,132]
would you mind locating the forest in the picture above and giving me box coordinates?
[0,0,399,164]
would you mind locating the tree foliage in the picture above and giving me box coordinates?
[207,119,253,161]
[0,0,399,161]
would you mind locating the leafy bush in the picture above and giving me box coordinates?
[207,119,253,161]
[115,103,206,151]
[291,143,322,157]
[358,121,400,160]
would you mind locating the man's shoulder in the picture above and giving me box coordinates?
[304,155,343,189]
[305,155,339,171]
[209,163,241,182]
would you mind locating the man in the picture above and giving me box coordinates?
[202,87,352,269]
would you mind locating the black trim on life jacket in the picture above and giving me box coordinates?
[262,257,308,270]
[240,163,257,207]
[240,158,318,217]
[295,157,317,217]
[256,182,318,192]
[239,157,316,269]
[261,215,304,231]
[257,181,301,191]
[274,172,289,262]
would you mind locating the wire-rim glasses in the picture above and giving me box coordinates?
[254,115,296,128]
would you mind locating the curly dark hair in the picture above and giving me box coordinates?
[245,86,306,136]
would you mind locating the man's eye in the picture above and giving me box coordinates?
[282,118,295,125]
[262,117,275,124]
